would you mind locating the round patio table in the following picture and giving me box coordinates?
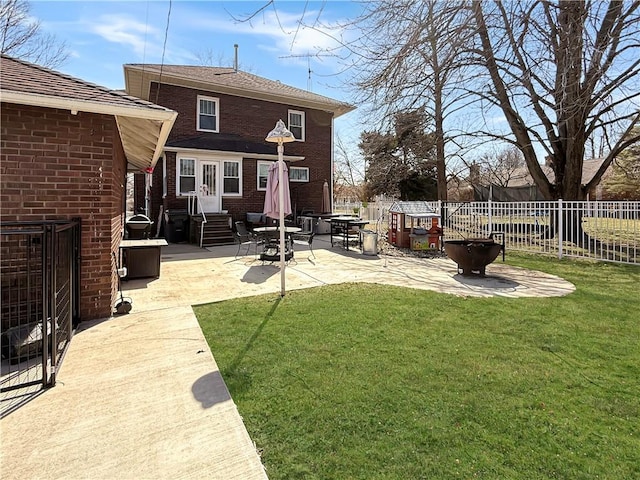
[253,226,301,262]
[252,226,302,234]
[253,226,301,242]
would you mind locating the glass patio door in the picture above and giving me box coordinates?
[199,161,220,213]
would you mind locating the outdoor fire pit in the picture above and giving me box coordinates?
[444,236,505,277]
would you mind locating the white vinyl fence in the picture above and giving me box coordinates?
[333,200,396,222]
[335,199,640,265]
[443,201,639,265]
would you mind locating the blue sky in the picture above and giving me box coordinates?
[31,0,364,144]
[26,1,521,173]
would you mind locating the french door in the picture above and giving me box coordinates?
[199,161,220,213]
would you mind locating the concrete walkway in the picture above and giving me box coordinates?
[1,237,575,479]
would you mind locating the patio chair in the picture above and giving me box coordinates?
[234,221,262,258]
[291,231,315,258]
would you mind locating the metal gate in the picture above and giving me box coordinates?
[1,220,81,396]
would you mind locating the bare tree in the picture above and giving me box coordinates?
[348,0,477,201]
[474,146,526,187]
[334,132,366,199]
[218,0,640,207]
[472,0,640,201]
[1,0,68,68]
[194,46,257,73]
[194,48,233,67]
[601,127,640,199]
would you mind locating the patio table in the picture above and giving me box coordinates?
[329,217,368,251]
[252,226,301,261]
[252,226,302,243]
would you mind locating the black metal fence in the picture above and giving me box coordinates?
[1,219,81,396]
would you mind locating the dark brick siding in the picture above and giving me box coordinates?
[1,102,127,321]
[135,82,333,224]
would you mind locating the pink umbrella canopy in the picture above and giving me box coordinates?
[321,180,330,213]
[263,161,292,220]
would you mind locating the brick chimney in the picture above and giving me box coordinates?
[468,163,480,183]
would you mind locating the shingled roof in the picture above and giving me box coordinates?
[389,201,439,215]
[506,158,608,187]
[1,55,170,113]
[164,133,304,161]
[124,64,355,118]
[0,55,176,171]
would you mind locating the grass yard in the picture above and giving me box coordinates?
[195,254,640,479]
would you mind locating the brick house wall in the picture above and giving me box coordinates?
[1,102,127,321]
[137,82,333,225]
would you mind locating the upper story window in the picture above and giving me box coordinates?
[197,95,219,132]
[288,110,305,141]
[289,166,309,182]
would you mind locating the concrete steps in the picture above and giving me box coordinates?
[191,214,235,247]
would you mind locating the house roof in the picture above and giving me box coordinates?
[506,158,608,187]
[123,64,355,118]
[389,201,439,215]
[164,133,304,161]
[0,54,177,172]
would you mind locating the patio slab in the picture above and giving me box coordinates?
[1,236,574,479]
[125,236,574,313]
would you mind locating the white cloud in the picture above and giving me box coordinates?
[189,8,348,60]
[85,13,197,64]
[89,14,159,58]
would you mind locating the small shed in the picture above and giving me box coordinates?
[388,201,441,249]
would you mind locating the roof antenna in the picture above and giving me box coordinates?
[234,44,238,72]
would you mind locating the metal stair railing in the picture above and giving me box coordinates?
[187,191,207,248]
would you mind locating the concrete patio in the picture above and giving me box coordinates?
[1,236,575,479]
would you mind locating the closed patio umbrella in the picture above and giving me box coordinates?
[321,180,330,213]
[263,161,292,221]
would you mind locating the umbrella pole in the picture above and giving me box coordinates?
[278,143,286,296]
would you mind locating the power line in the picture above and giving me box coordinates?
[155,0,172,105]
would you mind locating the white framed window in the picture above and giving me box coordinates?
[289,166,309,182]
[288,109,305,141]
[257,161,272,191]
[197,95,219,132]
[223,160,241,195]
[177,157,196,195]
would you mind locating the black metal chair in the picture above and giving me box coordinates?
[291,231,315,258]
[234,221,262,258]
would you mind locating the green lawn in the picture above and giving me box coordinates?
[195,254,640,480]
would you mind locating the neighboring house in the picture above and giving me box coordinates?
[123,63,354,245]
[0,54,176,322]
[465,157,612,201]
[333,183,364,204]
